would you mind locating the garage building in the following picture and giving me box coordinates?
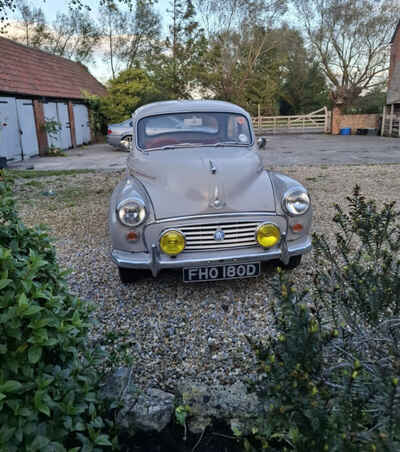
[0,37,107,161]
[383,19,400,136]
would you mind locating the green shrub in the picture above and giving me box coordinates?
[0,170,112,451]
[247,186,400,451]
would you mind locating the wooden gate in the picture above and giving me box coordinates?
[252,107,330,134]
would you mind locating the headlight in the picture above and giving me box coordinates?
[160,229,185,255]
[282,188,310,216]
[117,199,146,227]
[256,223,280,248]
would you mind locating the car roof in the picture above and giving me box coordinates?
[134,100,250,119]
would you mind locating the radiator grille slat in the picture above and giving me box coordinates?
[179,222,259,251]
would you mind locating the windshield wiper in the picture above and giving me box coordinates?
[151,143,198,150]
[214,141,247,147]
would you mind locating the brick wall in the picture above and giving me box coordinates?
[331,109,379,134]
[390,24,400,85]
[339,114,379,133]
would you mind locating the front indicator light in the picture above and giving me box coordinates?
[160,230,185,256]
[126,231,139,242]
[256,223,280,248]
[292,223,303,233]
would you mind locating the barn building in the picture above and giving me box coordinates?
[383,19,400,136]
[0,37,107,161]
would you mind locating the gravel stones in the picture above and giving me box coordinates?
[14,165,400,394]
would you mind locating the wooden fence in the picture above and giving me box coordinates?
[252,107,330,134]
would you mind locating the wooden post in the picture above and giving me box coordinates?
[273,117,276,134]
[33,100,49,156]
[381,106,386,136]
[324,107,328,133]
[389,104,394,136]
[258,104,261,132]
[67,101,77,148]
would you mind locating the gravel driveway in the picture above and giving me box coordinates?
[8,134,400,171]
[13,164,400,392]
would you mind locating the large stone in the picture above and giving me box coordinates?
[178,381,263,435]
[102,367,175,433]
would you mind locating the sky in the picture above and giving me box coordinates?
[7,0,172,83]
[44,0,170,24]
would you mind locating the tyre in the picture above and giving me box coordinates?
[118,267,137,284]
[281,255,302,270]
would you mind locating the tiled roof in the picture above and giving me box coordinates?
[0,37,107,99]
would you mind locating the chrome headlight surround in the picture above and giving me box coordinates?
[282,188,310,216]
[116,198,147,227]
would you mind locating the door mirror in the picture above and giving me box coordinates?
[120,139,132,151]
[257,137,267,149]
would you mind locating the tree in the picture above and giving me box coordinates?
[0,0,147,22]
[148,0,207,99]
[292,0,399,109]
[8,0,49,47]
[99,2,123,79]
[347,86,387,114]
[8,1,100,63]
[98,68,164,123]
[47,9,100,63]
[117,0,160,70]
[193,0,287,113]
[278,27,329,114]
[99,0,160,79]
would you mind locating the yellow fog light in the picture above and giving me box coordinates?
[160,229,185,255]
[256,223,280,248]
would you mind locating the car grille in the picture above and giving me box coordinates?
[180,222,259,251]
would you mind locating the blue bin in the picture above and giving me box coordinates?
[340,127,351,135]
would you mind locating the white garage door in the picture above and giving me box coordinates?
[43,102,62,149]
[16,99,39,158]
[57,102,72,150]
[0,97,22,160]
[73,104,90,146]
[43,102,73,150]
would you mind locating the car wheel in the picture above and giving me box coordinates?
[281,255,302,270]
[118,267,138,284]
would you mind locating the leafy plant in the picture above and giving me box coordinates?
[0,170,113,451]
[42,119,62,155]
[247,186,400,451]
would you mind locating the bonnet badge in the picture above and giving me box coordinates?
[214,228,225,241]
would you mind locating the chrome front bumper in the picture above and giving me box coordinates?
[111,235,312,277]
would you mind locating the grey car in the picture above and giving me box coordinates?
[109,100,312,284]
[107,118,133,150]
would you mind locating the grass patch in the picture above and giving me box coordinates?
[7,169,96,179]
[24,180,44,188]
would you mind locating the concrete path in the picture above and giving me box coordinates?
[8,144,128,171]
[7,135,400,171]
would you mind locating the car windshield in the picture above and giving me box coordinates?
[137,112,252,150]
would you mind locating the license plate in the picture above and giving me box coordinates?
[183,262,260,282]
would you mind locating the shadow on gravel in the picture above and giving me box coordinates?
[123,420,243,452]
[119,261,283,286]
